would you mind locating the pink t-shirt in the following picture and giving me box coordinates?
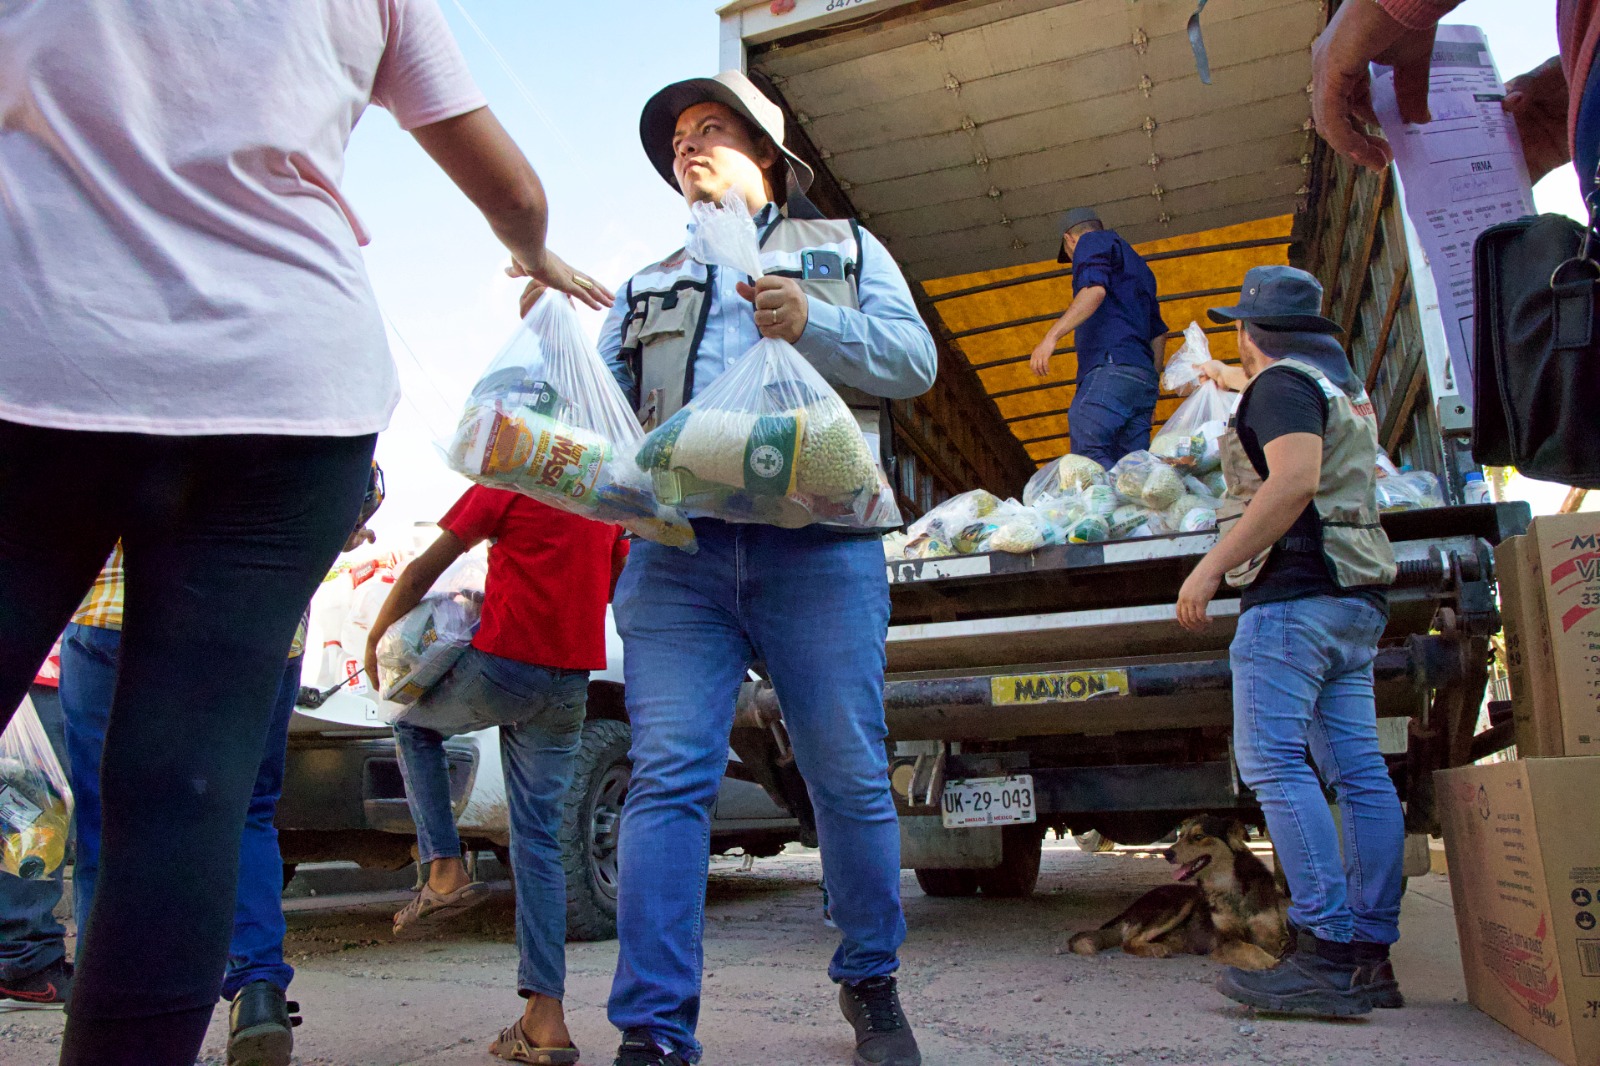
[0,0,486,436]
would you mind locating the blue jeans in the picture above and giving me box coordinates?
[393,647,588,1000]
[62,623,301,996]
[608,521,904,1062]
[1068,363,1159,469]
[0,684,69,981]
[1230,594,1404,945]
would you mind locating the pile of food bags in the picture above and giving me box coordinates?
[376,557,486,712]
[633,191,898,530]
[446,290,697,551]
[0,701,73,880]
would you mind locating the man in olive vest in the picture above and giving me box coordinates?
[596,72,936,1066]
[1175,266,1403,1018]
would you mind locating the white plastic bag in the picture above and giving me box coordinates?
[0,701,73,879]
[902,490,1003,558]
[377,555,487,711]
[1375,470,1445,512]
[447,291,696,551]
[1161,322,1213,396]
[635,190,898,530]
[1112,451,1186,511]
[1022,454,1107,506]
[1151,382,1236,473]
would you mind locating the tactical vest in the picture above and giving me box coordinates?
[1218,357,1397,590]
[616,212,890,466]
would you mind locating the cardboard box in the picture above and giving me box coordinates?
[1495,513,1600,757]
[1438,758,1600,1066]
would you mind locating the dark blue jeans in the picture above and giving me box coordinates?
[61,623,300,997]
[0,421,374,1066]
[1067,362,1159,469]
[0,684,69,982]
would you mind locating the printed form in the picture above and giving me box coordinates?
[1371,25,1535,409]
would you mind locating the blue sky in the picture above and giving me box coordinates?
[345,1,1576,543]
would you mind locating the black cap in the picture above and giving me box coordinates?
[1056,207,1102,264]
[1207,265,1343,334]
[640,70,815,195]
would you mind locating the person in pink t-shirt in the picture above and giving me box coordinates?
[0,3,612,1065]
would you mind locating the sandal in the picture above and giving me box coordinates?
[489,1018,579,1065]
[392,880,491,938]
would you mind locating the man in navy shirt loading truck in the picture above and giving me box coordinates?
[1029,207,1168,468]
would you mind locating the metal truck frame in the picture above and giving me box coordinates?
[714,0,1527,896]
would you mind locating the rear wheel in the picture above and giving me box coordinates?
[913,867,981,897]
[562,719,632,942]
[976,824,1045,898]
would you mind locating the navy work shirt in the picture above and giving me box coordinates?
[1071,229,1167,369]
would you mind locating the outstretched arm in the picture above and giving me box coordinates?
[411,108,613,310]
[1030,286,1106,377]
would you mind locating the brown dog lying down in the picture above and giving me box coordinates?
[1068,816,1288,970]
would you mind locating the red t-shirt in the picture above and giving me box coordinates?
[439,487,628,671]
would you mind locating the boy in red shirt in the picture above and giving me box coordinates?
[366,486,626,1065]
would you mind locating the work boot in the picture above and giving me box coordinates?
[1352,940,1405,1009]
[612,1031,688,1066]
[227,980,301,1066]
[1217,936,1371,1018]
[0,958,72,1009]
[839,975,922,1066]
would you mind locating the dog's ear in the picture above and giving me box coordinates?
[1226,822,1250,850]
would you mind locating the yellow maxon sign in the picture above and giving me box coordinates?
[990,669,1130,706]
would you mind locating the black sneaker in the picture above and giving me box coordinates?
[227,980,301,1066]
[839,975,922,1066]
[0,958,72,1010]
[1356,947,1408,1011]
[1217,941,1371,1018]
[613,1031,688,1066]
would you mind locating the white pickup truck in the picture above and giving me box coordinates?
[276,608,803,941]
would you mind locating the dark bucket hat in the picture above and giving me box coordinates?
[1207,265,1343,334]
[640,70,815,195]
[1056,206,1101,264]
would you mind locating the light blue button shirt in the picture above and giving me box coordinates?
[599,203,937,404]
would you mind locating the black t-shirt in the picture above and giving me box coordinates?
[1236,366,1387,613]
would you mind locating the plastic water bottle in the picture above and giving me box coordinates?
[1462,471,1492,505]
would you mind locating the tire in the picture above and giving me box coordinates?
[976,824,1045,898]
[1074,830,1116,854]
[562,719,632,942]
[914,867,981,897]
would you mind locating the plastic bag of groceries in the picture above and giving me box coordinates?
[1112,450,1186,511]
[635,191,897,530]
[1166,491,1222,533]
[1033,489,1116,543]
[901,489,1002,558]
[1161,322,1213,396]
[377,555,487,714]
[1150,382,1235,474]
[447,291,696,551]
[0,700,73,879]
[1375,469,1445,512]
[1022,453,1107,506]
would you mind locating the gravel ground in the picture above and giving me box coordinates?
[0,840,1554,1065]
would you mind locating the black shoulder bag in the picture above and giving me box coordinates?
[1471,190,1600,489]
